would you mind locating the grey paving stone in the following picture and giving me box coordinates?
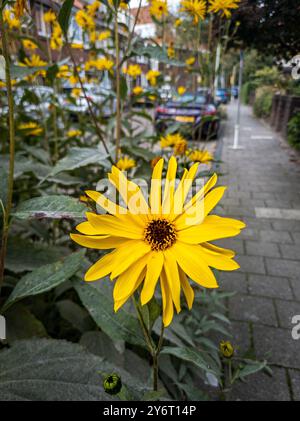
[219,272,248,293]
[242,217,272,230]
[231,321,251,355]
[246,240,280,258]
[229,295,277,326]
[272,220,300,232]
[288,369,300,401]
[280,244,300,260]
[236,255,266,274]
[225,205,256,218]
[227,191,252,199]
[259,230,293,244]
[265,200,293,209]
[290,279,300,301]
[248,274,293,300]
[292,232,300,244]
[275,300,300,329]
[252,192,276,200]
[240,198,266,207]
[228,367,291,401]
[238,227,259,240]
[266,258,300,278]
[253,325,300,368]
[215,238,245,255]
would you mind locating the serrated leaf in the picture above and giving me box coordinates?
[58,0,74,35]
[120,75,128,101]
[48,147,109,177]
[0,339,123,400]
[2,250,85,312]
[238,360,268,379]
[74,280,145,348]
[10,64,48,79]
[5,237,68,273]
[5,304,48,343]
[161,346,221,381]
[13,195,87,219]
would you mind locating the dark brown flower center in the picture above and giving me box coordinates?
[144,218,177,251]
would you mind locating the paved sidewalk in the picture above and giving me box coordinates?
[217,103,300,401]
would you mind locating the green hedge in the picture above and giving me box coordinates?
[241,81,258,104]
[253,86,273,118]
[287,112,300,150]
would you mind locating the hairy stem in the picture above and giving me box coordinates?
[0,8,15,291]
[114,10,121,162]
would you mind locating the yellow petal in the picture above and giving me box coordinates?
[85,190,127,216]
[86,212,143,239]
[203,186,227,217]
[110,240,151,279]
[178,267,194,309]
[76,221,100,235]
[113,253,150,302]
[184,172,218,212]
[198,244,240,271]
[177,215,245,243]
[70,233,127,249]
[114,268,146,312]
[162,156,177,215]
[160,269,174,327]
[163,249,181,313]
[109,166,149,218]
[172,163,199,217]
[85,250,116,281]
[171,242,218,288]
[140,252,164,305]
[202,242,235,258]
[150,158,164,215]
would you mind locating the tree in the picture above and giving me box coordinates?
[232,0,300,59]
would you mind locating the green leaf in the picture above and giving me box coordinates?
[5,237,68,273]
[238,360,268,379]
[161,346,221,381]
[10,64,48,79]
[0,339,119,400]
[2,250,85,312]
[5,304,48,343]
[47,147,109,177]
[0,55,5,80]
[74,280,146,348]
[12,195,87,219]
[58,0,74,35]
[120,75,128,101]
[56,300,94,333]
[146,297,161,331]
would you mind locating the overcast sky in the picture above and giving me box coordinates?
[130,0,180,11]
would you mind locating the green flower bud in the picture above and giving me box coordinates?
[220,340,234,358]
[103,374,122,395]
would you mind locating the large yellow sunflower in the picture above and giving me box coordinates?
[71,157,245,326]
[208,0,240,18]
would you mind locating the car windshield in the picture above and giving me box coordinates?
[172,94,207,104]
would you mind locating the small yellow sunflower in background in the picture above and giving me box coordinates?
[125,64,142,79]
[180,0,206,24]
[175,18,183,27]
[43,9,56,23]
[71,157,245,326]
[67,129,82,138]
[146,69,161,86]
[185,56,196,66]
[18,122,43,136]
[167,46,176,59]
[150,0,168,20]
[160,133,186,149]
[133,86,144,95]
[220,340,234,358]
[98,30,111,41]
[22,39,37,50]
[188,149,214,164]
[174,138,188,156]
[116,156,136,171]
[178,86,186,96]
[208,0,240,18]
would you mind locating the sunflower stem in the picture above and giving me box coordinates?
[0,7,15,292]
[114,8,121,162]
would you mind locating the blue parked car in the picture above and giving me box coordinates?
[215,88,229,105]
